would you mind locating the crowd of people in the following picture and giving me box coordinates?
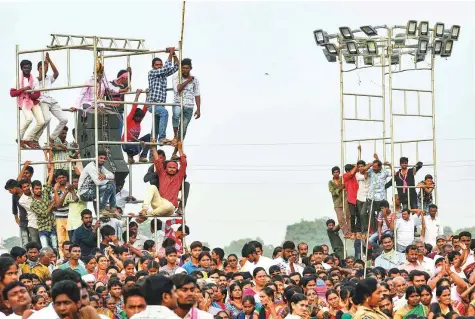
[4,41,474,319]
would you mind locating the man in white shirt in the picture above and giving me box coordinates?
[172,274,213,319]
[241,243,275,274]
[171,58,201,159]
[131,275,180,319]
[394,209,417,253]
[18,179,40,244]
[421,204,443,247]
[78,151,117,216]
[35,53,68,143]
[355,156,370,235]
[3,281,33,319]
[273,241,304,275]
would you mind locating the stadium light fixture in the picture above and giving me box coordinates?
[313,29,329,45]
[407,20,418,35]
[339,27,354,40]
[419,21,429,36]
[324,43,338,56]
[366,40,377,54]
[441,39,453,57]
[322,49,337,62]
[391,52,400,65]
[394,33,406,46]
[364,56,374,66]
[415,54,426,63]
[434,23,445,38]
[449,25,460,40]
[344,55,356,64]
[417,37,429,55]
[360,25,377,36]
[346,41,359,55]
[433,39,443,55]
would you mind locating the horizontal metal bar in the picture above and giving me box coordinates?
[392,113,433,118]
[97,100,179,106]
[103,49,174,59]
[127,200,144,204]
[22,158,95,165]
[122,88,173,95]
[21,147,78,151]
[343,137,390,143]
[393,163,434,169]
[385,139,433,144]
[126,214,182,219]
[392,88,432,93]
[392,184,435,189]
[343,118,383,122]
[26,84,92,93]
[343,92,383,98]
[98,141,173,147]
[18,45,90,54]
[51,34,146,42]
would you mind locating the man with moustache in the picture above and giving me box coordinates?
[171,274,213,319]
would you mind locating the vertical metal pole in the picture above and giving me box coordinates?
[128,163,133,198]
[16,45,21,174]
[179,1,187,249]
[382,52,386,162]
[431,54,438,205]
[388,27,397,250]
[126,216,130,244]
[154,218,159,255]
[93,37,101,248]
[338,49,347,259]
[68,162,73,185]
[67,49,71,86]
[124,104,128,147]
[41,52,45,88]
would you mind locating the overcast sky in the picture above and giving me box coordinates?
[0,1,474,249]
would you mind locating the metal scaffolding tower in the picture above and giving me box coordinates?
[313,21,460,264]
[15,2,189,250]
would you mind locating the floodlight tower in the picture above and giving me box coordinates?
[313,22,460,260]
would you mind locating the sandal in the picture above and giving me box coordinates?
[25,141,40,149]
[127,156,135,164]
[158,138,171,146]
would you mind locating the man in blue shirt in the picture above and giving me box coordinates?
[58,244,87,276]
[147,47,179,146]
[182,241,203,273]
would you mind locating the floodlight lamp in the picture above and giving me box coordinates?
[415,54,426,63]
[417,37,429,55]
[339,27,354,40]
[324,43,338,56]
[434,23,445,38]
[441,39,453,57]
[407,20,418,35]
[419,21,429,36]
[313,29,329,45]
[322,48,337,62]
[346,41,359,55]
[449,25,460,40]
[360,25,378,36]
[364,56,374,66]
[433,39,442,55]
[344,55,356,64]
[366,40,377,54]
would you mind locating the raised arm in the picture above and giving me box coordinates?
[17,161,31,181]
[46,53,59,79]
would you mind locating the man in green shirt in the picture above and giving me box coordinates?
[328,166,350,237]
[58,244,87,276]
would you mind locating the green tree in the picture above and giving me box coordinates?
[443,226,454,236]
[223,238,274,258]
[3,237,21,250]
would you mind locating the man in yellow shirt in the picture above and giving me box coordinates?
[19,242,51,282]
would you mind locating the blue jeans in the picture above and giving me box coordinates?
[80,182,117,210]
[122,134,151,158]
[39,229,58,249]
[150,106,168,140]
[172,106,194,140]
[369,230,394,248]
[20,226,29,247]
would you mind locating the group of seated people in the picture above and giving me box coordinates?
[0,229,475,319]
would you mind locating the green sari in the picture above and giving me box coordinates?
[402,304,428,319]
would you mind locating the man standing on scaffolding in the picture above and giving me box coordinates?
[147,47,179,146]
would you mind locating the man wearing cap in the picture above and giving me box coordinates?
[420,204,443,247]
[146,139,187,216]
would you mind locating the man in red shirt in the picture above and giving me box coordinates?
[343,164,360,239]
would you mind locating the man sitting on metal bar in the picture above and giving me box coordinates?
[78,150,118,217]
[35,52,69,146]
[171,58,201,159]
[147,47,179,146]
[149,138,187,216]
[10,59,43,149]
[121,89,151,164]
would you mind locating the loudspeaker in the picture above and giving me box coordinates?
[78,113,123,129]
[77,128,123,147]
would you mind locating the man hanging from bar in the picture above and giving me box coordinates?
[76,59,129,114]
[10,60,43,149]
[139,138,187,217]
[147,47,179,146]
[390,157,423,211]
[77,150,118,217]
[171,58,201,160]
[35,53,69,146]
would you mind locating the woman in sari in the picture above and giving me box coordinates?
[226,282,244,319]
[393,286,428,319]
[428,286,457,319]
[94,255,109,284]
